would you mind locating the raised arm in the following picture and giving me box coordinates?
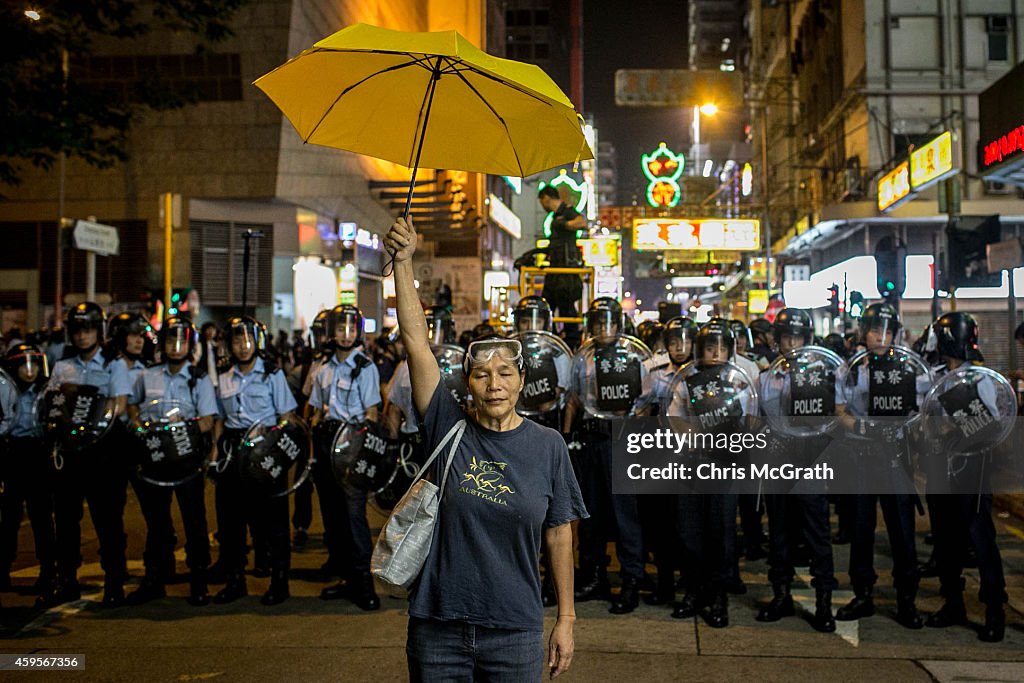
[384,217,440,417]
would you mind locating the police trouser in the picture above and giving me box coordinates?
[847,493,918,593]
[215,430,290,574]
[765,494,837,589]
[677,493,737,594]
[291,477,314,531]
[312,449,372,577]
[737,495,763,552]
[574,431,645,579]
[52,427,130,583]
[0,436,56,575]
[928,492,1006,605]
[639,494,678,580]
[135,474,210,579]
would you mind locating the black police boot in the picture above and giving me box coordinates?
[126,575,166,606]
[609,575,640,615]
[320,581,347,600]
[756,583,795,622]
[836,585,874,621]
[574,566,610,602]
[704,591,729,628]
[32,565,57,595]
[350,572,380,611]
[34,573,62,609]
[894,589,924,630]
[187,569,210,607]
[926,578,966,628]
[293,528,308,547]
[213,572,248,604]
[260,569,290,606]
[541,574,557,607]
[813,589,836,633]
[978,604,1005,643]
[101,579,126,608]
[643,569,675,606]
[671,591,701,619]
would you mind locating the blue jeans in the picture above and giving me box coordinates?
[407,617,543,682]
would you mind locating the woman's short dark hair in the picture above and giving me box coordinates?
[537,185,560,200]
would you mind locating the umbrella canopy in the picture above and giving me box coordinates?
[254,23,593,179]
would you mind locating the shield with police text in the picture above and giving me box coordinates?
[763,346,842,437]
[329,420,399,492]
[133,399,208,487]
[42,383,115,455]
[572,336,651,419]
[839,346,932,420]
[235,416,312,497]
[372,430,427,512]
[511,331,572,416]
[919,365,1017,457]
[666,361,757,431]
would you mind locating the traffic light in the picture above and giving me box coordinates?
[874,236,904,300]
[849,290,865,318]
[827,284,840,318]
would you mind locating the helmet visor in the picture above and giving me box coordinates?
[332,314,360,347]
[10,350,48,381]
[699,336,732,363]
[230,323,258,357]
[586,310,619,339]
[515,308,550,332]
[165,326,191,357]
[861,316,900,350]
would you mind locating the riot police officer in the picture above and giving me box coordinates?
[755,308,838,632]
[127,316,218,606]
[923,312,1007,642]
[210,316,298,605]
[0,344,56,600]
[565,297,650,614]
[46,302,132,606]
[669,320,753,628]
[835,303,925,629]
[311,305,382,611]
[513,295,553,335]
[749,318,777,366]
[292,308,330,547]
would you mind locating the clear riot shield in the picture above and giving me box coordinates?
[510,330,572,416]
[571,336,653,419]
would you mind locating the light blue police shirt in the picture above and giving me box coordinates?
[131,363,219,421]
[309,350,381,422]
[216,357,297,429]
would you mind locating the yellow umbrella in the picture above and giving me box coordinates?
[254,23,593,217]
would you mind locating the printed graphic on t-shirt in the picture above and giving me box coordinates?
[459,455,516,507]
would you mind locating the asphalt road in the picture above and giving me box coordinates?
[1,487,1023,682]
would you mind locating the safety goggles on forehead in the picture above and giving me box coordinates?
[464,339,524,372]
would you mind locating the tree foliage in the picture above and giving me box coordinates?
[0,0,248,187]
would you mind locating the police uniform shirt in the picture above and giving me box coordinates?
[216,357,298,430]
[734,354,761,386]
[131,363,219,422]
[0,377,19,435]
[9,384,43,438]
[642,352,676,404]
[120,358,148,422]
[49,353,132,398]
[388,360,420,434]
[309,350,381,422]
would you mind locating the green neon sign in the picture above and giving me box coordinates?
[539,169,589,237]
[641,142,684,208]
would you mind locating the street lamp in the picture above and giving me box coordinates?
[692,102,718,175]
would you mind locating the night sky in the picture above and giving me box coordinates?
[583,0,692,205]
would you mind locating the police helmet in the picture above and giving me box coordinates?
[932,311,983,362]
[513,296,552,332]
[773,308,814,346]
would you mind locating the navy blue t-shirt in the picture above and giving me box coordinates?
[408,380,588,631]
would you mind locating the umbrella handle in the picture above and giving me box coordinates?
[383,58,443,278]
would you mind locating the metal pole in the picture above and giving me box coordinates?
[55,47,69,324]
[242,231,252,316]
[693,105,701,174]
[1009,268,1018,375]
[761,105,772,292]
[85,252,95,301]
[163,192,173,314]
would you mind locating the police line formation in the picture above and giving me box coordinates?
[0,296,1014,643]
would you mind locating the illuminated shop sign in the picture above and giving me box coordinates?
[632,218,760,251]
[909,131,955,189]
[641,142,684,208]
[488,194,522,239]
[877,161,911,212]
[982,124,1024,168]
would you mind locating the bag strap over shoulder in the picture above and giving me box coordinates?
[411,419,467,489]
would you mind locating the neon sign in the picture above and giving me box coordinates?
[641,142,684,208]
[982,123,1024,168]
[909,131,955,189]
[540,170,588,237]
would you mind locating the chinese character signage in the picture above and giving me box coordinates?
[877,161,911,212]
[632,218,760,251]
[909,131,955,189]
[641,142,684,208]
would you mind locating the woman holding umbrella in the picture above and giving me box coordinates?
[385,216,586,681]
